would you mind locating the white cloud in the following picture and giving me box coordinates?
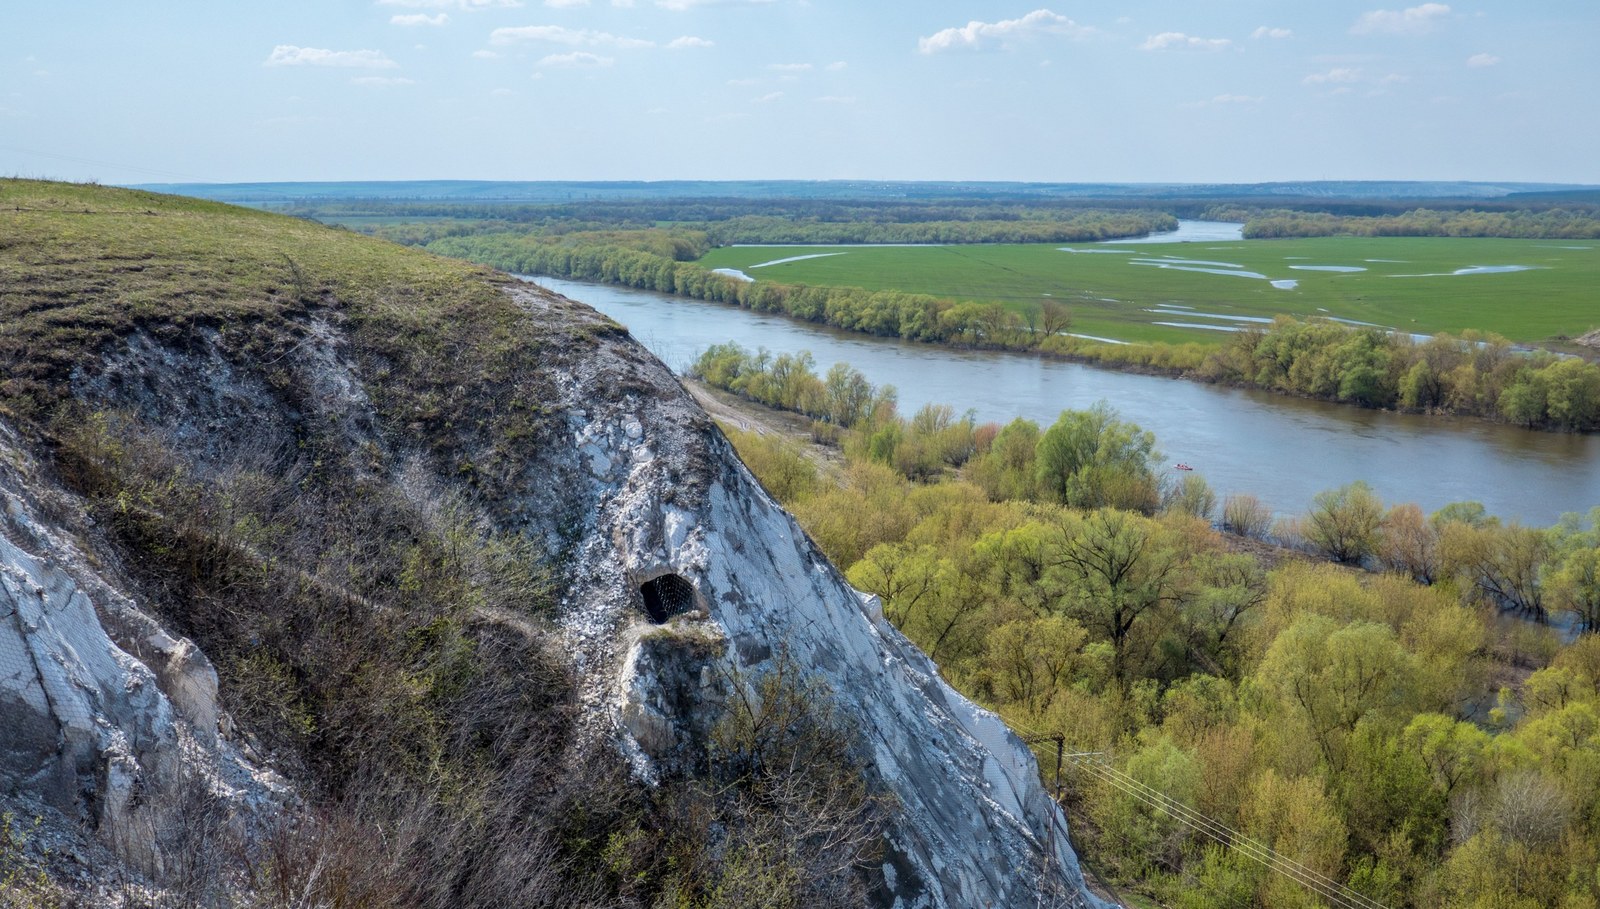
[545,0,589,6]
[755,91,783,102]
[918,9,1094,54]
[1467,52,1500,67]
[768,62,812,72]
[825,60,847,71]
[265,46,399,68]
[492,25,653,47]
[538,51,613,66]
[472,49,500,58]
[1303,67,1363,84]
[391,13,449,25]
[1142,32,1232,51]
[491,87,516,95]
[1251,26,1292,40]
[377,0,521,8]
[667,35,714,49]
[352,76,417,86]
[1351,3,1450,36]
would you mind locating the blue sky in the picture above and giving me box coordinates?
[3,1,1595,184]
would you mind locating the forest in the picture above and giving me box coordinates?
[692,345,1600,909]
[1239,208,1600,240]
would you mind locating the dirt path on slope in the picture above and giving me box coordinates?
[682,378,845,473]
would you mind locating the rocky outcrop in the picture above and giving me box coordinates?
[0,274,1103,906]
[512,285,1106,907]
[0,422,286,889]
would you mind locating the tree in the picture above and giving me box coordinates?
[1401,713,1491,798]
[1304,481,1385,564]
[967,417,1041,502]
[1050,509,1181,686]
[1379,502,1440,584]
[1163,472,1217,521]
[1256,614,1416,770]
[1549,546,1600,633]
[1221,494,1271,538]
[1439,521,1549,621]
[1038,299,1072,341]
[1034,403,1160,513]
[982,616,1087,712]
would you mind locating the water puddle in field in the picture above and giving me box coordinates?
[1131,261,1269,279]
[749,252,847,268]
[1149,256,1249,268]
[711,268,754,282]
[1366,258,1408,263]
[1289,265,1368,273]
[1153,322,1244,332]
[1322,316,1384,327]
[1393,265,1542,277]
[1059,247,1136,254]
[1271,280,1299,289]
[1065,332,1132,345]
[1149,307,1275,324]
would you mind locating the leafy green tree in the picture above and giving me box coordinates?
[1051,509,1181,686]
[1402,713,1492,798]
[1256,615,1416,770]
[1304,481,1385,564]
[1439,521,1549,620]
[1163,472,1217,521]
[967,418,1041,502]
[1034,403,1160,513]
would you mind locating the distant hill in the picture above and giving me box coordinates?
[130,178,1598,205]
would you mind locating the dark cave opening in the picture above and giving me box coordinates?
[639,573,697,623]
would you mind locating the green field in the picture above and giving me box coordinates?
[697,237,1600,347]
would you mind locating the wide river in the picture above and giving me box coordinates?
[527,276,1600,526]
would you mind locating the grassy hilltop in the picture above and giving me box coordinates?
[0,178,564,470]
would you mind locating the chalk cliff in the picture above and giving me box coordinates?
[0,180,1103,907]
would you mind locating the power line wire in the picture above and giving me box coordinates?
[1068,755,1390,909]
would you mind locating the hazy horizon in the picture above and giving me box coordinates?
[6,1,1597,186]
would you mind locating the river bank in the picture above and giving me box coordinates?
[530,276,1600,524]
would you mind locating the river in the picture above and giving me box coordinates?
[527,276,1600,526]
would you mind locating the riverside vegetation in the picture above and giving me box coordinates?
[379,221,1600,432]
[697,342,1600,909]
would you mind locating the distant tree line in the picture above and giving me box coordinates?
[315,199,1176,247]
[1240,207,1600,239]
[429,231,1600,433]
[428,232,1077,350]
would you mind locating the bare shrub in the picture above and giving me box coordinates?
[1221,493,1271,538]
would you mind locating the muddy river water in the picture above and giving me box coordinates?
[527,276,1600,526]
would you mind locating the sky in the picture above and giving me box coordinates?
[3,1,1597,185]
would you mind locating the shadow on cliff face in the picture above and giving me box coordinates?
[30,346,889,908]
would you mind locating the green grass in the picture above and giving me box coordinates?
[0,179,515,415]
[697,237,1600,347]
